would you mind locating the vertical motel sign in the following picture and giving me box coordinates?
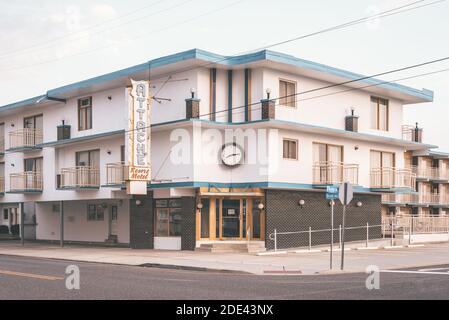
[126,79,151,195]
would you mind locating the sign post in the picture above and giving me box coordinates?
[326,185,339,270]
[338,182,353,270]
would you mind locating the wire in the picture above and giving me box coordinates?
[2,0,443,73]
[122,56,449,135]
[0,0,246,72]
[0,0,170,59]
[141,0,446,85]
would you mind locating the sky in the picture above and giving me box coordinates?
[0,0,448,150]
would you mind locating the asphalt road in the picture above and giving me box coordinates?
[0,255,449,300]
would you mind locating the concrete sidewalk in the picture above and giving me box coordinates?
[1,241,449,275]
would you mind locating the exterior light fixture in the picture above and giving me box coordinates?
[108,96,112,100]
[197,203,203,209]
[107,150,112,155]
[258,203,265,210]
[354,145,359,151]
[135,200,142,206]
[266,88,271,99]
[328,200,335,206]
[190,88,196,99]
[356,201,363,207]
[298,199,305,207]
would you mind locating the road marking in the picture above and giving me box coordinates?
[380,270,449,276]
[0,269,64,281]
[418,267,449,272]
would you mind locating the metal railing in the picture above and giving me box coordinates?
[411,165,449,181]
[9,172,43,192]
[9,128,43,149]
[402,124,422,142]
[312,161,359,185]
[269,223,387,251]
[370,167,416,189]
[60,166,100,188]
[0,177,4,193]
[383,216,449,235]
[106,162,127,185]
[381,192,449,206]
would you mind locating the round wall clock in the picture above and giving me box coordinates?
[220,143,244,167]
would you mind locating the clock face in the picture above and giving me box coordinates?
[221,143,243,167]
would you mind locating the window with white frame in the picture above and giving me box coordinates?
[78,97,92,131]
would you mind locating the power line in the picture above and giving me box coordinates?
[122,55,449,135]
[2,0,442,73]
[0,0,170,59]
[139,0,446,86]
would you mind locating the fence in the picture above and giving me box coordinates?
[269,217,449,251]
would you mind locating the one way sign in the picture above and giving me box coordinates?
[339,182,353,206]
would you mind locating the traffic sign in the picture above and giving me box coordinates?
[338,182,353,205]
[326,185,339,200]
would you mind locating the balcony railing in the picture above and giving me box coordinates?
[106,162,127,185]
[0,177,4,193]
[411,165,449,181]
[9,128,43,150]
[402,124,423,142]
[370,167,416,190]
[313,161,359,185]
[60,166,100,189]
[382,192,449,206]
[9,172,43,192]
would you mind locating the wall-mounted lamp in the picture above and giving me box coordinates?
[354,145,359,151]
[11,123,14,127]
[107,150,112,155]
[108,96,112,100]
[265,88,271,100]
[10,163,15,167]
[135,200,142,206]
[356,201,363,207]
[328,200,335,206]
[197,202,203,210]
[190,88,196,99]
[298,199,305,207]
[258,203,265,210]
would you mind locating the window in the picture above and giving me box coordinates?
[24,157,43,173]
[3,209,8,220]
[283,139,298,160]
[87,204,104,221]
[370,150,395,169]
[111,206,118,221]
[371,96,389,131]
[279,80,296,107]
[78,97,92,131]
[155,199,182,237]
[76,149,100,168]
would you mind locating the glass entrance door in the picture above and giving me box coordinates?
[221,199,240,238]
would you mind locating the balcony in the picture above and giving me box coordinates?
[8,128,43,152]
[313,161,359,185]
[59,166,100,190]
[106,162,126,186]
[0,177,4,194]
[382,192,449,207]
[381,193,413,205]
[9,172,43,193]
[412,166,449,182]
[402,124,423,143]
[370,167,416,190]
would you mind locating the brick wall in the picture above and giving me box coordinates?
[265,189,382,250]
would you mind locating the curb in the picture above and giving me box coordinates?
[257,244,426,256]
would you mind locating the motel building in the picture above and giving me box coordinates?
[0,48,444,252]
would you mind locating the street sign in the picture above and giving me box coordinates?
[338,182,353,205]
[326,185,339,200]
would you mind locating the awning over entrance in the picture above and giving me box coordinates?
[198,187,264,197]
